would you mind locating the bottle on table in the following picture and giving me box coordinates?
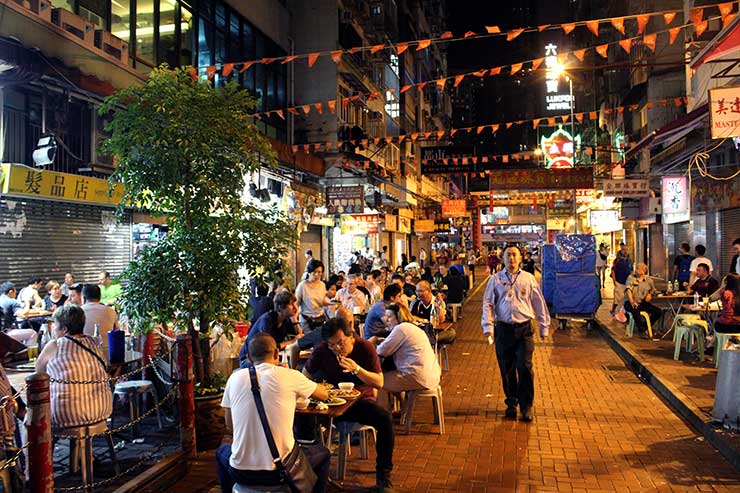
[693,292,700,307]
[674,280,679,292]
[667,280,673,294]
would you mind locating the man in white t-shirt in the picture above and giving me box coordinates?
[688,244,714,288]
[216,333,330,493]
[81,284,119,343]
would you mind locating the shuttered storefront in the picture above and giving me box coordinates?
[718,207,740,278]
[0,198,132,286]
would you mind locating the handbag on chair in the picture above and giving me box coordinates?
[248,366,317,493]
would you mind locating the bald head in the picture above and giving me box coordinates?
[415,280,433,303]
[248,333,278,363]
[335,307,355,331]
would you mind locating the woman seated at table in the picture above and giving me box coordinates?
[371,302,441,410]
[43,281,67,312]
[36,305,112,428]
[713,273,740,333]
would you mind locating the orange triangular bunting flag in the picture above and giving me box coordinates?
[371,44,385,54]
[275,109,285,120]
[617,107,624,115]
[510,63,522,75]
[629,104,638,111]
[449,129,457,136]
[589,111,597,120]
[619,39,632,53]
[611,17,625,34]
[532,119,541,129]
[644,33,657,51]
[531,58,544,70]
[292,145,299,154]
[637,14,649,34]
[454,75,465,87]
[411,133,419,141]
[416,40,431,51]
[314,103,323,114]
[561,23,576,35]
[374,137,382,145]
[507,29,524,41]
[464,31,476,38]
[646,102,654,109]
[719,2,733,16]
[476,126,485,134]
[573,49,586,62]
[417,82,428,92]
[436,79,446,90]
[586,21,599,37]
[400,85,411,93]
[188,67,198,81]
[596,44,608,58]
[437,130,445,139]
[674,97,683,107]
[663,12,676,25]
[473,70,488,77]
[287,107,299,115]
[385,136,393,144]
[325,142,333,150]
[561,115,569,123]
[485,26,501,34]
[302,144,310,153]
[347,47,362,54]
[280,55,299,65]
[330,51,342,63]
[538,24,550,32]
[506,122,514,129]
[491,125,499,133]
[206,66,216,80]
[690,7,704,26]
[669,27,681,44]
[724,14,737,29]
[695,20,708,37]
[222,63,234,77]
[328,100,336,113]
[307,53,320,68]
[254,114,262,120]
[440,31,453,39]
[423,132,432,139]
[239,60,255,73]
[575,113,584,123]
[489,67,502,76]
[396,43,408,55]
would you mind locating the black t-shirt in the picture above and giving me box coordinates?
[305,338,381,400]
[410,299,433,320]
[522,259,535,274]
[403,283,416,299]
[44,294,67,312]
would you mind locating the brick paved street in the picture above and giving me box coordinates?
[169,275,740,493]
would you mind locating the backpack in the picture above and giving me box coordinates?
[676,254,694,283]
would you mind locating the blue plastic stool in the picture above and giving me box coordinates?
[625,311,652,338]
[673,321,708,361]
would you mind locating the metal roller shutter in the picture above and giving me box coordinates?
[0,198,132,287]
[719,207,740,278]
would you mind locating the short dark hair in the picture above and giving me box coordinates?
[695,244,706,256]
[680,242,690,252]
[321,317,352,341]
[28,277,42,285]
[82,284,101,302]
[391,273,404,282]
[370,269,381,281]
[697,263,710,273]
[383,284,402,302]
[733,237,740,246]
[305,249,313,256]
[502,245,522,256]
[256,283,269,297]
[52,304,86,335]
[0,282,15,295]
[248,333,277,362]
[306,259,324,274]
[100,271,111,279]
[273,291,296,311]
[69,283,82,294]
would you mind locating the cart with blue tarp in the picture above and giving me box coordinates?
[545,234,601,330]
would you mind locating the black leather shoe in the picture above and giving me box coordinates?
[505,406,517,419]
[520,408,533,422]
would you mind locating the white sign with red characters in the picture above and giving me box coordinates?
[709,86,740,139]
[540,127,580,169]
[662,176,690,224]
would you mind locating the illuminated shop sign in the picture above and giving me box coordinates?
[540,127,580,169]
[544,44,572,111]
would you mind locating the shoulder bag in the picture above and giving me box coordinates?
[248,366,317,493]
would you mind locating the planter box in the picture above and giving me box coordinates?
[95,30,129,64]
[194,393,225,450]
[52,8,95,46]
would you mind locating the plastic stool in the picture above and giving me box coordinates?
[334,422,376,480]
[437,344,449,372]
[714,333,740,368]
[401,386,445,435]
[56,420,119,485]
[112,380,162,438]
[673,321,708,361]
[448,303,462,322]
[625,311,652,338]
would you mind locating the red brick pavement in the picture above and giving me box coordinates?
[169,276,740,493]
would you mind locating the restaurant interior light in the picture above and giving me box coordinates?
[32,134,57,167]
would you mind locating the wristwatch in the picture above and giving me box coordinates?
[351,364,360,375]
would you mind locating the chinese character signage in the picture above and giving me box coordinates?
[589,210,623,234]
[602,179,650,198]
[340,214,379,234]
[441,199,467,218]
[540,127,580,169]
[434,221,451,233]
[490,168,593,190]
[326,186,365,214]
[709,86,740,139]
[544,44,572,111]
[662,176,690,224]
[414,219,435,233]
[0,163,124,206]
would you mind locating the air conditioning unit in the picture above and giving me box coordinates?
[52,8,95,46]
[95,30,129,64]
[28,0,52,22]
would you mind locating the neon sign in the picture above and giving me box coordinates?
[540,126,580,169]
[544,44,572,111]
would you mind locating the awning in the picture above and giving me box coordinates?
[691,14,740,69]
[625,104,708,159]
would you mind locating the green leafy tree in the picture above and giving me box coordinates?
[100,66,296,382]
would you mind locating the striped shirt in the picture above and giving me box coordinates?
[47,336,112,428]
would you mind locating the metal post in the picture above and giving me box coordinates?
[176,334,196,456]
[569,77,578,234]
[26,373,54,493]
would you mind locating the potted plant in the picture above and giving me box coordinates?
[100,66,296,448]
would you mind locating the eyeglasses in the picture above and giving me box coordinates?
[328,338,346,352]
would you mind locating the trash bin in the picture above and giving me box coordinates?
[712,346,740,428]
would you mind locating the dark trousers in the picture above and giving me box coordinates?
[336,399,394,475]
[216,442,330,493]
[436,327,457,345]
[494,321,535,411]
[624,301,662,333]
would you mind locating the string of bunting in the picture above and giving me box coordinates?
[193,1,737,73]
[244,15,723,121]
[288,95,691,156]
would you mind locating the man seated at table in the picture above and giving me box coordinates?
[391,274,411,308]
[18,277,44,310]
[688,263,720,297]
[334,274,368,314]
[97,272,123,307]
[239,291,302,368]
[36,305,112,429]
[0,282,35,343]
[364,285,403,340]
[443,266,467,305]
[81,284,119,343]
[66,283,83,306]
[218,333,330,493]
[370,302,441,410]
[411,281,456,345]
[624,263,662,338]
[303,318,395,492]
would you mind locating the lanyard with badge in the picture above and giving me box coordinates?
[504,271,521,302]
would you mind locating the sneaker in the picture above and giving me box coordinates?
[504,406,517,419]
[373,472,395,493]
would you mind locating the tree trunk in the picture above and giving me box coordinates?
[199,315,211,382]
[189,317,204,384]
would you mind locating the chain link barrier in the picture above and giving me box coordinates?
[0,384,27,412]
[0,443,29,472]
[53,443,165,492]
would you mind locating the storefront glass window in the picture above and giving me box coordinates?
[135,0,156,66]
[159,0,178,67]
[111,0,131,44]
[180,6,193,66]
[78,0,106,27]
[198,16,213,68]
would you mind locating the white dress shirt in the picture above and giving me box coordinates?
[376,322,441,390]
[481,268,551,336]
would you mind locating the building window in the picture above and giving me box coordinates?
[198,16,213,69]
[135,0,156,67]
[78,0,106,27]
[111,0,131,51]
[180,5,193,66]
[159,0,178,67]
